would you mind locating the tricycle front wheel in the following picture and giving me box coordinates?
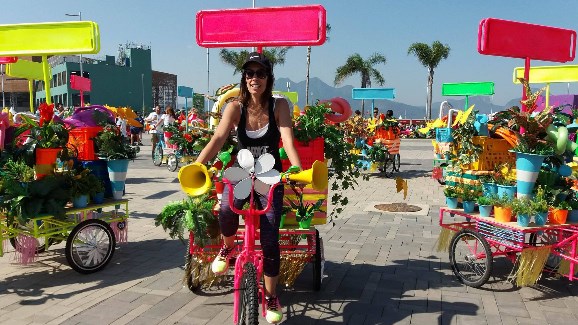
[65,219,116,274]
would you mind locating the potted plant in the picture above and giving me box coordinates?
[476,195,493,218]
[66,167,102,208]
[511,197,535,227]
[479,174,497,196]
[531,186,549,226]
[15,103,70,179]
[493,163,517,199]
[443,185,459,209]
[286,191,325,230]
[155,193,219,247]
[459,183,479,213]
[490,194,513,223]
[550,200,571,225]
[94,125,137,199]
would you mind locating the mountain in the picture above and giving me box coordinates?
[275,77,525,119]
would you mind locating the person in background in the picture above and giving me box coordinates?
[177,109,186,129]
[386,109,394,119]
[157,106,177,148]
[54,103,65,119]
[194,52,301,324]
[130,114,145,146]
[373,107,379,119]
[354,109,361,116]
[145,105,161,150]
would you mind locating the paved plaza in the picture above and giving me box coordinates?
[1,138,577,324]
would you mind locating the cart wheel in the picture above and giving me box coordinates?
[167,154,179,172]
[237,262,259,325]
[449,228,493,288]
[153,144,163,166]
[10,220,54,254]
[185,255,203,292]
[383,159,395,178]
[65,219,116,274]
[313,229,323,291]
[393,154,401,171]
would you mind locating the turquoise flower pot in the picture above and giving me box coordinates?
[497,184,516,199]
[534,212,548,226]
[479,205,492,218]
[567,209,578,222]
[446,197,458,209]
[515,152,547,199]
[517,214,531,227]
[463,201,476,213]
[92,192,105,204]
[72,194,89,208]
[482,182,498,196]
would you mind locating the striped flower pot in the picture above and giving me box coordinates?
[515,152,547,199]
[107,159,129,200]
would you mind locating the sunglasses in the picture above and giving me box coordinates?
[244,69,268,79]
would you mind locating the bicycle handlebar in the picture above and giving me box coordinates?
[222,177,284,216]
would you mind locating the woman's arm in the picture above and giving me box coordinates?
[277,98,302,170]
[195,101,240,165]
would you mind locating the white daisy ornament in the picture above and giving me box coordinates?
[223,149,281,200]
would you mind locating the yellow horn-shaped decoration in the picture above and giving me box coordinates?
[178,162,216,196]
[288,160,328,191]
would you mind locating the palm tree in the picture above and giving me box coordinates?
[305,24,331,105]
[407,41,451,120]
[219,47,291,75]
[334,53,387,114]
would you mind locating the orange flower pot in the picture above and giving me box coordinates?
[494,206,513,223]
[549,208,568,225]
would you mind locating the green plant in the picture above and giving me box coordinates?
[367,142,389,163]
[286,188,325,223]
[511,197,536,216]
[94,125,137,160]
[65,167,102,198]
[14,103,70,149]
[476,196,492,206]
[164,122,214,155]
[532,186,550,213]
[293,101,368,220]
[0,173,71,225]
[1,159,35,182]
[554,200,572,210]
[155,193,219,247]
[451,109,483,167]
[489,194,512,208]
[443,185,458,198]
[458,184,480,202]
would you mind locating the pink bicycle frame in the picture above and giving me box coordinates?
[222,177,282,323]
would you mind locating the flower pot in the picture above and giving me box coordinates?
[515,152,547,199]
[479,205,492,218]
[568,209,578,222]
[462,201,476,213]
[497,184,516,200]
[481,182,498,196]
[446,197,458,209]
[549,208,568,225]
[92,192,105,204]
[82,160,113,198]
[35,147,62,179]
[534,212,548,226]
[494,206,513,223]
[517,213,531,227]
[107,159,130,200]
[298,217,312,230]
[72,194,89,208]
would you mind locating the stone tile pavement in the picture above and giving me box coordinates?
[1,138,577,324]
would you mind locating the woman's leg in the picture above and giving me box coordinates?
[212,184,245,273]
[258,186,284,297]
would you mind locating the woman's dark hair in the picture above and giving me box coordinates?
[355,110,361,115]
[165,106,177,119]
[238,65,274,108]
[386,109,394,117]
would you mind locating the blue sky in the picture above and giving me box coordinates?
[6,0,578,108]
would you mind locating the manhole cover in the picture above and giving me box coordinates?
[374,203,422,212]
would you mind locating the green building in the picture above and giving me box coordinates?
[34,46,177,114]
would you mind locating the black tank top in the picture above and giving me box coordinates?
[237,97,282,172]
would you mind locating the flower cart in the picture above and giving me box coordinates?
[159,123,212,172]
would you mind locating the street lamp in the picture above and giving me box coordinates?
[65,12,83,77]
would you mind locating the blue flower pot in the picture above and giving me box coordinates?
[534,212,548,226]
[72,194,89,208]
[463,201,476,213]
[567,209,578,222]
[497,184,516,199]
[92,192,105,204]
[107,159,130,200]
[446,197,458,209]
[517,214,531,227]
[482,182,498,196]
[479,205,492,218]
[515,152,547,199]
